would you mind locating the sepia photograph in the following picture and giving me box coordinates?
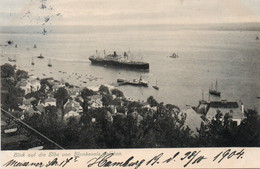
[1,0,260,155]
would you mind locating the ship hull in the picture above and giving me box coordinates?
[89,58,149,70]
[209,90,221,96]
[117,80,148,87]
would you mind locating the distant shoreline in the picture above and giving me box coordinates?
[1,22,260,34]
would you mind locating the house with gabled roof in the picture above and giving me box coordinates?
[29,79,41,92]
[197,100,245,125]
[181,108,204,136]
[26,108,41,117]
[19,97,36,110]
[64,98,82,115]
[36,104,45,114]
[67,87,80,98]
[64,110,81,122]
[87,94,103,108]
[130,111,144,126]
[43,97,56,107]
[16,80,32,95]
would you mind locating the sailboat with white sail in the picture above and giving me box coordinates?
[31,57,34,65]
[48,59,52,67]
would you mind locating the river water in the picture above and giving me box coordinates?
[1,26,260,111]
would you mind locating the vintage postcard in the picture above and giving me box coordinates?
[1,0,260,168]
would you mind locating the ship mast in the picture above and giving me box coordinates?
[215,80,218,91]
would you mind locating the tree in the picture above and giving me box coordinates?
[1,78,25,110]
[116,106,126,114]
[196,109,260,147]
[81,88,95,99]
[81,88,95,113]
[54,87,69,107]
[1,63,15,78]
[54,87,69,118]
[40,78,53,91]
[111,89,124,97]
[15,69,28,81]
[234,109,260,146]
[99,85,110,94]
[147,96,158,107]
[101,94,113,107]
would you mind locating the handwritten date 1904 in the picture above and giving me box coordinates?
[213,149,244,163]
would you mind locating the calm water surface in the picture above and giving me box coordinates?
[1,28,259,111]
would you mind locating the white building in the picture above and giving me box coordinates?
[88,94,103,108]
[64,110,80,122]
[44,97,56,107]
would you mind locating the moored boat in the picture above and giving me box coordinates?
[152,86,159,90]
[31,57,34,65]
[117,77,148,87]
[37,54,44,59]
[169,52,178,58]
[7,40,13,45]
[48,59,52,67]
[152,81,159,90]
[209,80,221,96]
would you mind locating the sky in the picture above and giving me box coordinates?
[0,0,260,26]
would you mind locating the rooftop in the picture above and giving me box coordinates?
[45,97,56,102]
[209,101,239,109]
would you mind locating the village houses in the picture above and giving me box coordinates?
[196,100,245,125]
[87,94,103,109]
[16,77,41,95]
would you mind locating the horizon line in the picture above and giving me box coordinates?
[1,21,260,27]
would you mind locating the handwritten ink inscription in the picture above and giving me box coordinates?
[3,149,245,168]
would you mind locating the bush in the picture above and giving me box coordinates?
[111,89,124,97]
[1,63,15,78]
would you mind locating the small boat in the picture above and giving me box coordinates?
[42,28,47,35]
[48,59,52,67]
[12,56,16,62]
[34,44,37,48]
[152,81,159,90]
[152,86,159,90]
[117,78,125,83]
[169,52,178,58]
[209,80,221,96]
[31,57,34,65]
[117,77,148,87]
[37,53,44,59]
[257,96,260,99]
[7,40,13,45]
